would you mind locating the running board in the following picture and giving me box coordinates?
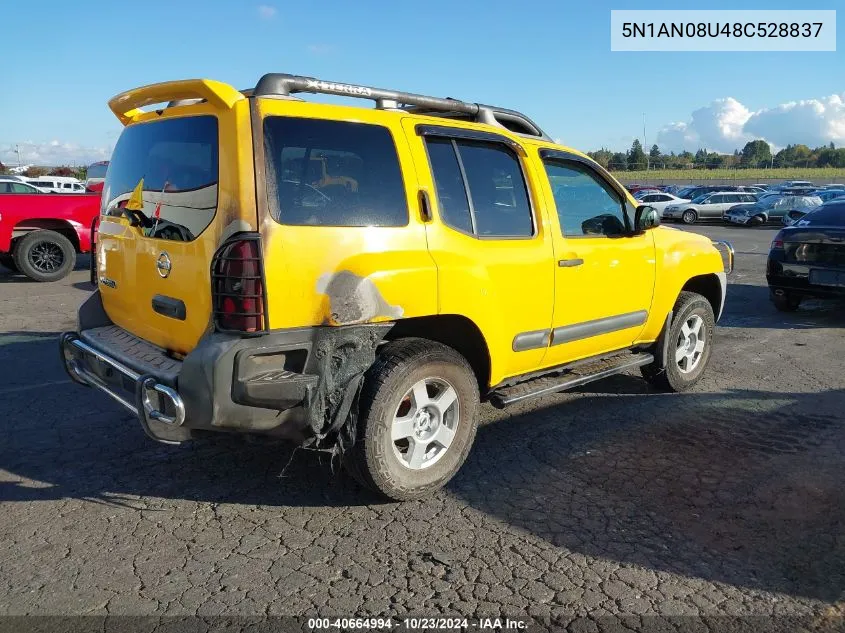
[489,352,654,408]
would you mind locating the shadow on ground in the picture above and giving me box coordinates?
[0,332,842,604]
[718,283,845,329]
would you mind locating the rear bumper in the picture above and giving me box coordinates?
[766,260,845,299]
[61,291,390,444]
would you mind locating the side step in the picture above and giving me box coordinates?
[489,352,654,409]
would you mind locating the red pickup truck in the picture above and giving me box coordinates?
[0,192,101,282]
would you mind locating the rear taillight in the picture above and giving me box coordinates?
[771,231,784,250]
[211,235,266,333]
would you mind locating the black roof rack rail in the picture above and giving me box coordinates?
[252,73,551,141]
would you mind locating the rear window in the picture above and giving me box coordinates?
[264,117,408,227]
[800,203,845,226]
[103,116,218,242]
[87,162,108,179]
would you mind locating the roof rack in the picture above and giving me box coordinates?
[253,73,551,141]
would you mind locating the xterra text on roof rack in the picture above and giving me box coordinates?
[60,73,733,500]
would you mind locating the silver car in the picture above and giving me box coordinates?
[663,191,758,224]
[724,195,822,226]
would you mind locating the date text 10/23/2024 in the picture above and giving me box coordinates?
[308,618,529,630]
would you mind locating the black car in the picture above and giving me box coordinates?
[767,201,845,311]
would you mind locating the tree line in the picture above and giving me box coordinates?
[0,161,87,180]
[588,139,845,171]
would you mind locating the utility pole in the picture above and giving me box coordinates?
[15,144,21,169]
[643,113,649,171]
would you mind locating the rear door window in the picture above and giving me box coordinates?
[103,115,219,242]
[264,117,408,227]
[425,138,533,237]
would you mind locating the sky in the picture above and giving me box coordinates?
[0,0,842,166]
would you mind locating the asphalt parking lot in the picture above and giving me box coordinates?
[0,224,842,630]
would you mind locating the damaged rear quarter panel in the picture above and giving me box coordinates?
[260,222,437,330]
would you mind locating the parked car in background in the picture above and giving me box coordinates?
[633,188,662,199]
[724,194,822,226]
[767,201,845,311]
[0,190,100,281]
[751,183,771,190]
[85,161,109,193]
[664,191,758,224]
[816,189,845,203]
[0,180,48,194]
[784,197,844,226]
[27,177,87,193]
[637,192,690,217]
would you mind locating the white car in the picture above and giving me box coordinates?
[0,180,49,194]
[637,192,690,217]
[663,191,758,224]
[26,177,87,193]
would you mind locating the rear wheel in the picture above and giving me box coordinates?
[751,214,766,226]
[641,291,715,392]
[772,291,801,312]
[0,253,17,272]
[13,230,76,282]
[681,209,698,225]
[344,338,479,501]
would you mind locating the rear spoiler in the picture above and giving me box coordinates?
[108,79,245,125]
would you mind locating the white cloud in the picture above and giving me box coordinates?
[0,141,111,167]
[257,4,276,20]
[656,93,845,153]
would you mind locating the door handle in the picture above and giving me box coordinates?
[558,258,584,267]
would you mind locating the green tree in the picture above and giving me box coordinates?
[587,148,613,169]
[0,160,7,175]
[741,140,772,167]
[649,144,661,161]
[627,139,647,171]
[608,152,627,171]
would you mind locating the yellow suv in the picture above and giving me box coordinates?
[60,73,733,500]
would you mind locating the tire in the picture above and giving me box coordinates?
[0,253,17,273]
[681,209,698,225]
[641,291,715,392]
[13,230,76,282]
[771,291,801,312]
[751,214,765,226]
[344,338,479,501]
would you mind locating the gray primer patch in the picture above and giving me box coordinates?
[317,271,403,325]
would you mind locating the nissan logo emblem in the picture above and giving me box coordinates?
[156,252,172,278]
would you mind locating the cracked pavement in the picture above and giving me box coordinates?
[0,225,842,630]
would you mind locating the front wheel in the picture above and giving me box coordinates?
[344,338,479,501]
[681,210,698,225]
[641,291,715,392]
[751,214,766,226]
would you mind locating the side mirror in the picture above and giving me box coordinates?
[635,205,660,231]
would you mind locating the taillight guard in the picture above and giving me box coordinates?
[211,234,268,334]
